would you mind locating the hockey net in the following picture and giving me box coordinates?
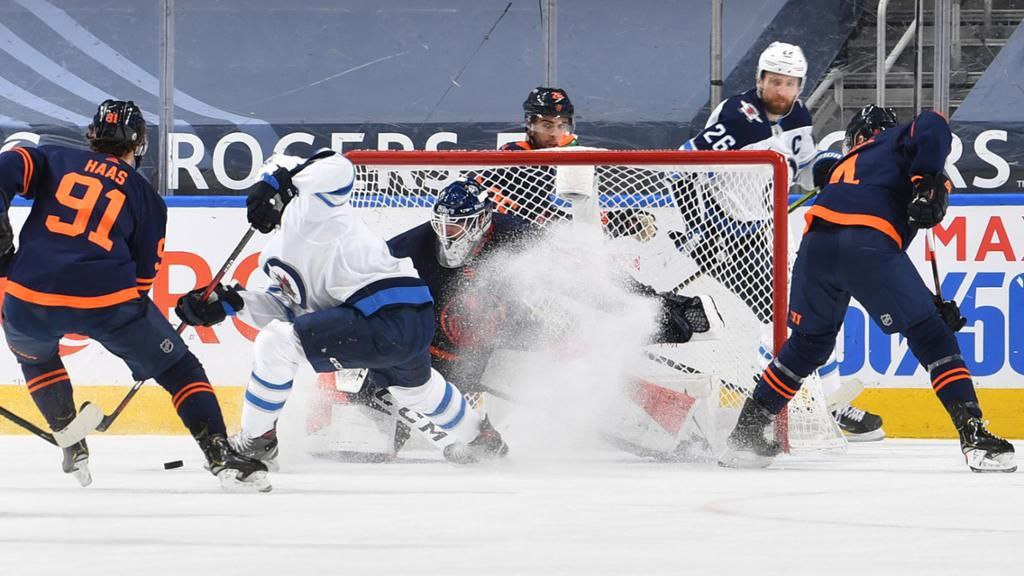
[345,149,845,454]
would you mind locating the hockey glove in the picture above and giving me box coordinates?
[246,167,297,233]
[175,283,245,327]
[0,210,14,277]
[811,151,843,189]
[907,173,951,229]
[935,296,966,333]
[660,293,706,343]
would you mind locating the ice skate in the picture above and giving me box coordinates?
[719,397,781,469]
[443,416,509,464]
[197,429,272,492]
[61,439,91,487]
[229,426,280,472]
[833,404,886,442]
[951,403,1016,473]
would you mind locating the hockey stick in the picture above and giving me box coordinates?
[97,150,336,432]
[95,226,257,432]
[0,405,58,446]
[925,230,943,298]
[787,187,819,213]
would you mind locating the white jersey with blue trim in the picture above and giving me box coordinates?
[237,150,422,328]
[680,88,817,221]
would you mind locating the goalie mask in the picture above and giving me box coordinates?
[844,105,898,153]
[87,99,148,166]
[431,180,493,268]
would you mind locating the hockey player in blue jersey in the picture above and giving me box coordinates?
[719,105,1016,472]
[174,151,509,467]
[0,100,269,491]
[679,41,884,441]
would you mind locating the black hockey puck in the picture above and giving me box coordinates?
[163,460,184,470]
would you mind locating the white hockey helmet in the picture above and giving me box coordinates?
[756,42,807,86]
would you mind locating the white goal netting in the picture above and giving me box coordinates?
[346,149,845,454]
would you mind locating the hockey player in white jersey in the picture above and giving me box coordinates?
[174,150,509,467]
[677,41,884,440]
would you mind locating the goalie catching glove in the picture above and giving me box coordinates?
[659,293,723,343]
[175,283,245,327]
[246,167,297,233]
[907,173,951,229]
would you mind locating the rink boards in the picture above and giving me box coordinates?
[1,196,1023,438]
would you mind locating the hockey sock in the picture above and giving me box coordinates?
[753,331,834,414]
[22,356,75,431]
[905,314,980,417]
[388,368,482,443]
[154,352,225,436]
[241,320,303,438]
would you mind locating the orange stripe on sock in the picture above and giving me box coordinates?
[26,368,67,388]
[173,382,215,410]
[28,374,70,394]
[932,367,969,387]
[933,369,972,394]
[763,367,795,399]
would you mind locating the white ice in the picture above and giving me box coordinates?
[1,436,1021,576]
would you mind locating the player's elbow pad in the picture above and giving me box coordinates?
[811,151,842,189]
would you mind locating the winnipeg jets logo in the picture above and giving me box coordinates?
[739,100,763,123]
[263,257,308,308]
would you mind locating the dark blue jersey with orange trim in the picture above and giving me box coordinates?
[0,145,165,308]
[805,111,952,251]
[387,212,540,383]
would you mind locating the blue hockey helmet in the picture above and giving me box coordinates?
[844,105,898,153]
[87,99,148,164]
[431,179,493,268]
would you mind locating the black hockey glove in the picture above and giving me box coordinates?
[935,296,966,333]
[0,211,14,277]
[907,173,951,229]
[660,293,709,343]
[246,167,297,234]
[811,151,843,189]
[175,283,245,327]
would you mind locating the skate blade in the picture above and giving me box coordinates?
[965,450,1017,473]
[68,460,93,487]
[843,428,887,443]
[717,448,775,469]
[53,403,103,448]
[217,469,273,492]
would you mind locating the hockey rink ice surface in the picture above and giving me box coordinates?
[1,437,1021,576]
